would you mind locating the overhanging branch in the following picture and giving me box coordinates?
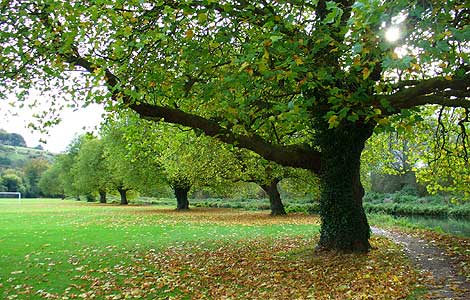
[130,102,322,172]
[63,51,322,173]
[381,74,470,113]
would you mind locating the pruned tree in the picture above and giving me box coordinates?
[1,1,469,252]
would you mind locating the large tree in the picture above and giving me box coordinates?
[1,1,469,252]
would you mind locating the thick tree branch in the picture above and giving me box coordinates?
[130,103,322,173]
[380,74,470,113]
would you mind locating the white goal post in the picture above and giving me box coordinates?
[0,192,22,200]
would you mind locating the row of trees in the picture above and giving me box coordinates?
[0,158,50,197]
[39,112,318,214]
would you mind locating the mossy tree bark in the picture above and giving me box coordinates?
[317,121,374,252]
[174,187,190,210]
[261,179,286,216]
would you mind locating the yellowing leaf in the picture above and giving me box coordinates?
[328,115,339,128]
[411,63,420,71]
[238,62,250,72]
[445,75,452,81]
[185,29,194,39]
[293,55,303,65]
[362,67,371,80]
[378,118,390,126]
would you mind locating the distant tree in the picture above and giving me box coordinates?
[73,137,111,203]
[227,148,319,215]
[101,121,165,205]
[1,170,26,193]
[0,176,6,192]
[56,136,85,200]
[116,116,238,210]
[39,162,65,198]
[23,158,50,198]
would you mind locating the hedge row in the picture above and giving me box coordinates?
[363,202,470,219]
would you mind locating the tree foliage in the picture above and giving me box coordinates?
[1,0,468,251]
[39,162,65,197]
[73,137,110,202]
[363,106,470,199]
[23,158,50,197]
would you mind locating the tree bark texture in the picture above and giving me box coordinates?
[99,190,107,204]
[261,179,286,216]
[317,121,374,252]
[175,187,190,210]
[118,187,128,205]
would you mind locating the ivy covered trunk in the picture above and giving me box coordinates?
[174,187,190,210]
[317,121,374,253]
[99,190,107,204]
[261,179,286,216]
[117,187,128,205]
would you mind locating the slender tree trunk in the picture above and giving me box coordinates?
[317,121,374,253]
[174,187,190,210]
[117,187,128,205]
[261,179,286,216]
[99,190,107,204]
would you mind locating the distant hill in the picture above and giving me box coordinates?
[0,129,27,147]
[0,129,55,170]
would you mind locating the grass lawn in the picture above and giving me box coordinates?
[0,199,424,299]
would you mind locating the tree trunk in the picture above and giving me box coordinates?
[174,187,190,210]
[317,121,374,253]
[99,190,107,204]
[117,187,128,205]
[86,193,95,202]
[261,179,286,216]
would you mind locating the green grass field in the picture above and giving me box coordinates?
[0,199,424,299]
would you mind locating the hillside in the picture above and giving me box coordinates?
[0,144,55,170]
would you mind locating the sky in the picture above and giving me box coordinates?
[0,97,104,153]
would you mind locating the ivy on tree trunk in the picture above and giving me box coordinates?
[316,121,373,252]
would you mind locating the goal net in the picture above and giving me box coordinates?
[0,192,22,199]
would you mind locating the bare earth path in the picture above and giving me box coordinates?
[372,227,470,299]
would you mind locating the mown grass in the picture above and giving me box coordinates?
[0,199,426,299]
[0,199,319,299]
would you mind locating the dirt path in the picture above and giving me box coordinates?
[372,227,470,299]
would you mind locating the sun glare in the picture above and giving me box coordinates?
[385,26,401,42]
